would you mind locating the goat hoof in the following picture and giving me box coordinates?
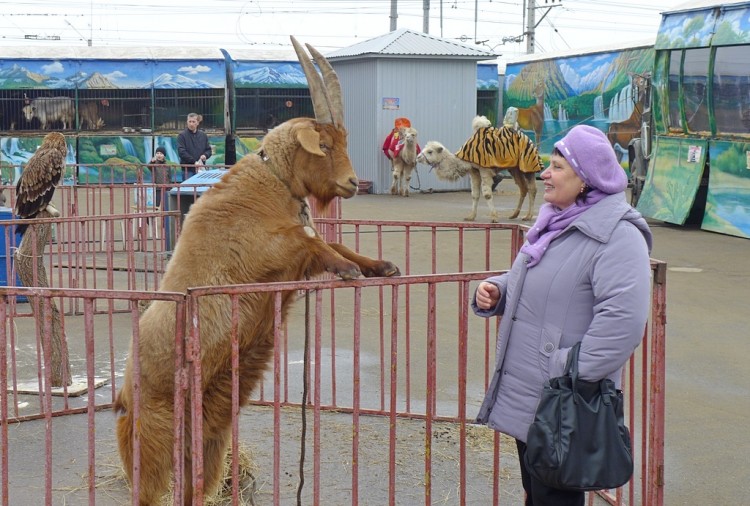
[380,261,400,277]
[361,261,400,277]
[332,261,361,280]
[508,212,520,220]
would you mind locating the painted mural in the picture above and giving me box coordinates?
[636,137,706,225]
[0,58,226,90]
[477,63,499,90]
[0,137,77,186]
[655,5,750,49]
[231,60,498,90]
[503,46,655,160]
[638,3,750,239]
[704,140,750,238]
[0,134,253,185]
[233,61,307,88]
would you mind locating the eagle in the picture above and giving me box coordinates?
[14,131,67,237]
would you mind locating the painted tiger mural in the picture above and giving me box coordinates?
[418,119,544,222]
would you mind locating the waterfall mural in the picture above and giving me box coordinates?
[1,137,77,184]
[503,43,655,156]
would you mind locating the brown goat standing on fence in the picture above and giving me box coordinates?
[114,37,400,506]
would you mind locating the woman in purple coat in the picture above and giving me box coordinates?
[472,125,653,506]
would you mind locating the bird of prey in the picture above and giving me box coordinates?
[14,131,67,237]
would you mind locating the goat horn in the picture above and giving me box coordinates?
[290,36,333,125]
[305,43,344,128]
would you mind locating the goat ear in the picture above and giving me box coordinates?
[296,128,326,157]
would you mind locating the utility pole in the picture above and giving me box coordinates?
[423,0,430,33]
[390,0,398,31]
[526,0,536,53]
[526,0,561,54]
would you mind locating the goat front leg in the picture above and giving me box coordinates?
[479,169,499,223]
[327,242,400,277]
[298,231,363,280]
[464,169,481,222]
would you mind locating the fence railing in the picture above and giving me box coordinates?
[0,220,666,505]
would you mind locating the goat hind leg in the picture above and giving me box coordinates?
[198,431,231,503]
[120,402,174,506]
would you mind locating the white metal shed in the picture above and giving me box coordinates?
[325,29,497,194]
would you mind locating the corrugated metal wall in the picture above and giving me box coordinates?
[334,57,479,194]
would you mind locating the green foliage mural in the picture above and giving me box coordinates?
[636,137,705,224]
[703,141,750,239]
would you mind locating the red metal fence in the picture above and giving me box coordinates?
[0,219,666,505]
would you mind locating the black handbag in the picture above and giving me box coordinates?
[524,342,634,491]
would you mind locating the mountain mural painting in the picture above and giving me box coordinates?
[503,44,655,160]
[0,59,227,90]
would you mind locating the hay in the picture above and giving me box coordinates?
[87,444,258,505]
[202,443,259,506]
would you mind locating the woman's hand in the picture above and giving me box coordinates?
[476,281,501,310]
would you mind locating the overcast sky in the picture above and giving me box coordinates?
[1,0,688,61]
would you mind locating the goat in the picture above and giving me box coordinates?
[418,119,543,222]
[516,81,545,144]
[114,36,400,506]
[389,126,419,196]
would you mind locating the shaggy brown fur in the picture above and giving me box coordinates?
[114,41,400,506]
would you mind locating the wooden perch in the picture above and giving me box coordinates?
[13,212,71,388]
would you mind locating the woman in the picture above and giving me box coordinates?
[472,125,653,506]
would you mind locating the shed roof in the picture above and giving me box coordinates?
[325,28,497,61]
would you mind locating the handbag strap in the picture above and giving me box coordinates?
[564,342,581,379]
[565,342,612,406]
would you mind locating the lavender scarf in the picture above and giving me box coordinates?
[520,189,608,267]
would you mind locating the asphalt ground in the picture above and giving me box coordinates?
[5,181,747,505]
[344,183,750,506]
